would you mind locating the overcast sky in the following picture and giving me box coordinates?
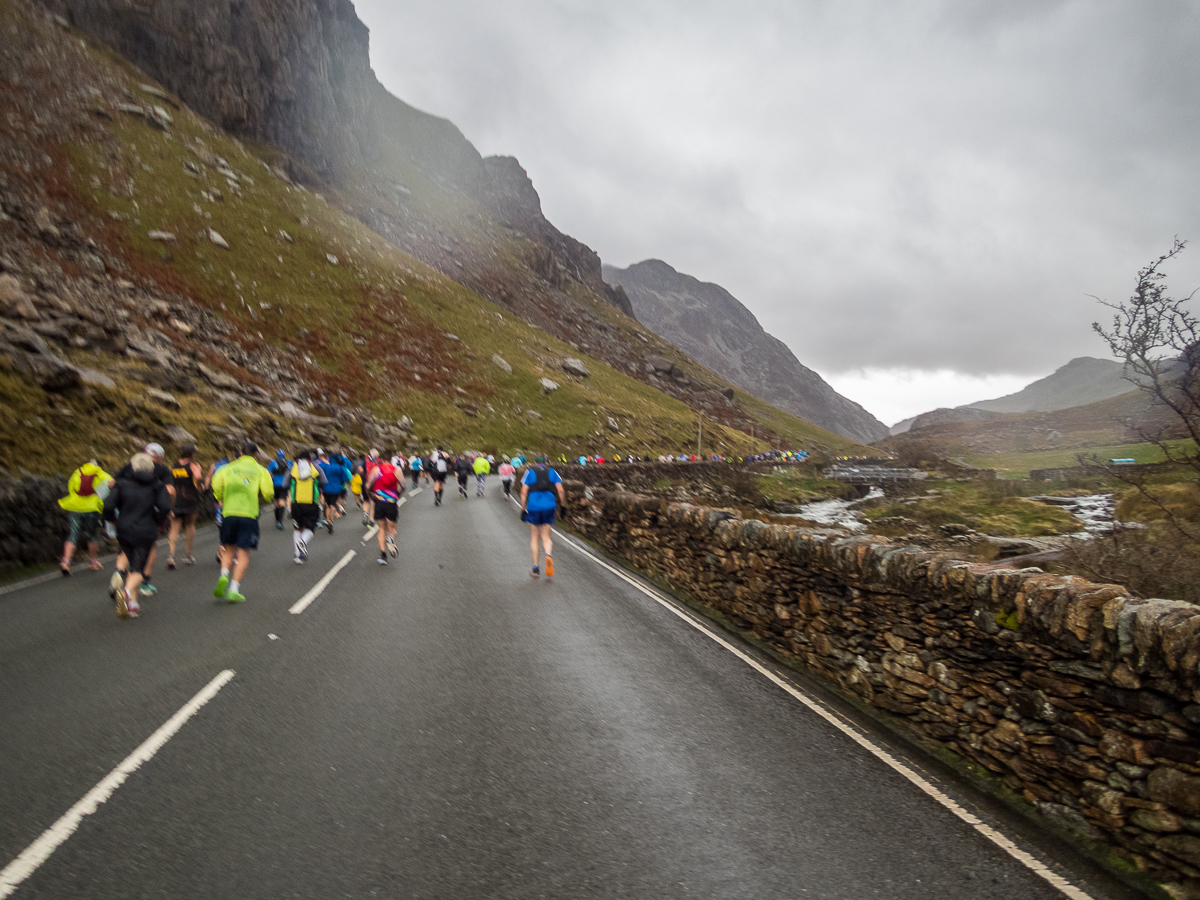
[354,0,1200,425]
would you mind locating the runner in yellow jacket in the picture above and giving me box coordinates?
[58,459,114,575]
[210,441,273,603]
[472,454,490,498]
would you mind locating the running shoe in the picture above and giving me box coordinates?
[363,515,371,527]
[226,590,246,603]
[327,518,334,535]
[215,551,222,564]
[184,555,195,566]
[294,556,305,565]
[167,557,176,570]
[60,557,70,577]
[139,583,157,596]
[387,536,398,559]
[88,558,102,571]
[276,520,285,531]
[378,554,388,566]
[530,566,540,578]
[213,574,229,598]
[109,571,124,601]
[126,594,140,618]
[298,539,308,562]
[115,588,129,618]
[545,556,554,577]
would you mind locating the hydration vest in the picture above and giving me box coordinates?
[528,464,553,493]
[290,462,319,504]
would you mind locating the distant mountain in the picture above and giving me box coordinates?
[603,260,889,443]
[891,357,1133,434]
[970,357,1131,413]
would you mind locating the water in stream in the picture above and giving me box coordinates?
[785,487,884,531]
[784,490,1118,535]
[1029,494,1117,535]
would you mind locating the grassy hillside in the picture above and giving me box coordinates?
[0,3,872,476]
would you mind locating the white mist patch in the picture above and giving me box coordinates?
[823,368,1033,427]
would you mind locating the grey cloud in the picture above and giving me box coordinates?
[356,0,1200,380]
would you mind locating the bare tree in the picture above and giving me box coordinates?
[1089,238,1200,539]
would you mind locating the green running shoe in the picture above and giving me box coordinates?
[213,574,229,598]
[226,590,247,603]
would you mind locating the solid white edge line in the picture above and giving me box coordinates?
[553,532,1097,900]
[0,669,236,898]
[290,550,356,615]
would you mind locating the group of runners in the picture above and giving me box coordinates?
[57,440,567,619]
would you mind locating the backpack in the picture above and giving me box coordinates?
[528,464,554,493]
[436,455,447,474]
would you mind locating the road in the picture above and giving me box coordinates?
[0,484,1143,899]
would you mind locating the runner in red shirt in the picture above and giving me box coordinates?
[365,452,404,565]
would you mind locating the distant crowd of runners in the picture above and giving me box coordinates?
[57,441,568,618]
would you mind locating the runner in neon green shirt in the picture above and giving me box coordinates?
[210,441,273,603]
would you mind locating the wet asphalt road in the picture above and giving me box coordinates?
[0,485,1146,899]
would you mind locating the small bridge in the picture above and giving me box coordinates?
[824,465,927,485]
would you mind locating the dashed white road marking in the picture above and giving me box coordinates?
[0,669,235,898]
[554,533,1097,900]
[289,550,356,615]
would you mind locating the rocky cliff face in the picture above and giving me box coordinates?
[42,0,375,183]
[43,0,633,320]
[604,259,889,443]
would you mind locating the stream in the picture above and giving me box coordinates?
[1028,494,1117,535]
[784,487,884,531]
[783,490,1117,535]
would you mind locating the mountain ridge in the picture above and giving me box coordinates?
[603,259,889,443]
[891,357,1132,434]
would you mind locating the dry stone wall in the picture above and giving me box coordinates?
[563,484,1200,892]
[0,475,70,576]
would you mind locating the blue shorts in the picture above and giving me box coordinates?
[525,508,555,526]
[219,516,260,550]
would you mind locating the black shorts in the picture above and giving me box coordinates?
[118,539,154,575]
[432,471,447,483]
[273,485,289,501]
[172,505,198,519]
[219,516,260,550]
[292,503,320,530]
[374,501,398,523]
[324,492,342,507]
[457,474,468,485]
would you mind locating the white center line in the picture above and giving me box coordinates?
[0,669,235,899]
[555,533,1096,900]
[289,550,356,615]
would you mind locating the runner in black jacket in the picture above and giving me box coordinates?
[103,453,171,618]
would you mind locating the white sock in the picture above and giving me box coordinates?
[229,580,240,594]
[220,567,230,577]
